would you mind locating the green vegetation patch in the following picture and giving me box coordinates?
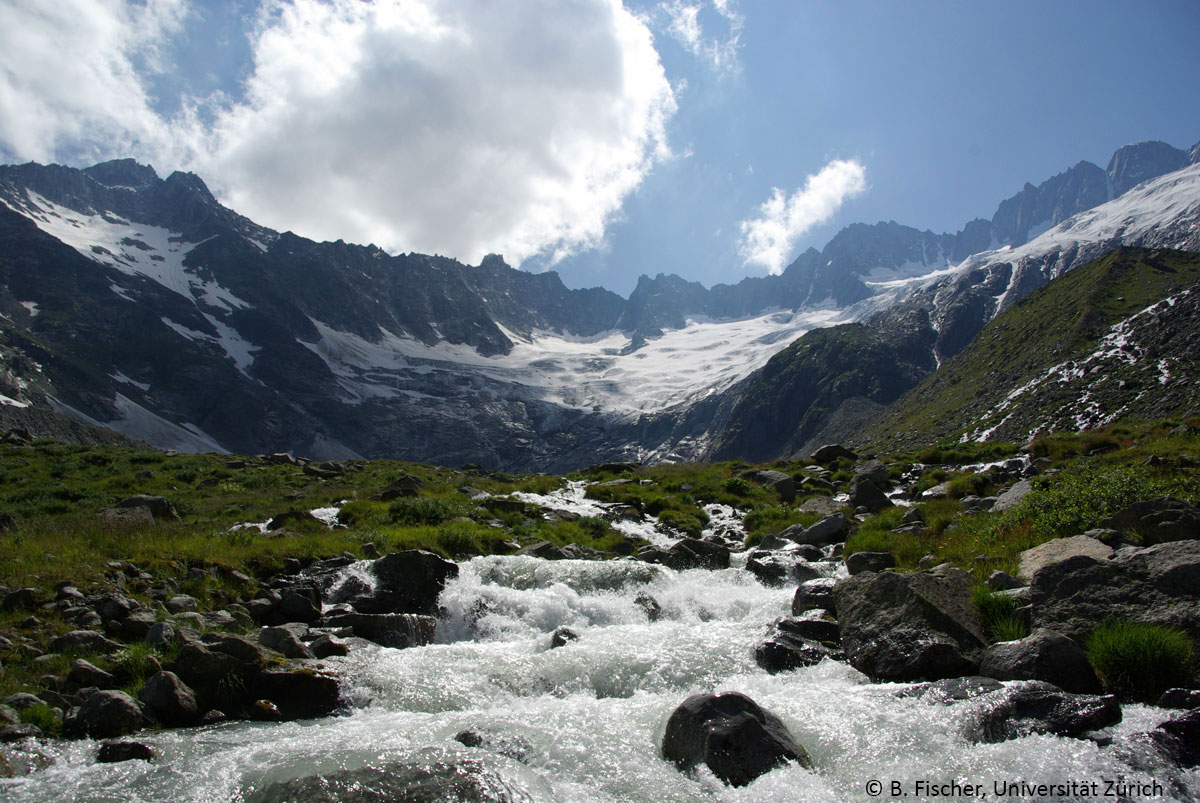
[1086,621,1195,702]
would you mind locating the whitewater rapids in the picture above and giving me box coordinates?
[2,550,1194,801]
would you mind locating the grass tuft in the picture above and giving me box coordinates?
[1086,621,1194,702]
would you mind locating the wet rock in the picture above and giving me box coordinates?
[792,578,837,616]
[833,565,988,681]
[453,729,532,762]
[247,758,533,802]
[1153,709,1200,767]
[1158,688,1200,709]
[845,551,895,575]
[897,676,1005,704]
[755,619,843,674]
[634,592,662,621]
[549,626,579,648]
[138,671,198,727]
[66,691,145,738]
[97,740,154,763]
[661,538,730,571]
[1030,540,1200,641]
[1017,534,1113,582]
[1100,496,1200,546]
[661,692,812,787]
[251,669,341,721]
[266,511,325,531]
[0,723,42,742]
[320,612,437,649]
[745,552,791,586]
[370,550,459,615]
[966,682,1121,743]
[978,629,1101,694]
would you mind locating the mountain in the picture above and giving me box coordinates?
[854,247,1200,452]
[1,139,1198,469]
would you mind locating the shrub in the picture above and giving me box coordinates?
[1086,621,1194,702]
[19,704,61,735]
[946,472,989,500]
[722,477,752,496]
[387,496,472,526]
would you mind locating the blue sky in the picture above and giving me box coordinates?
[2,1,1198,297]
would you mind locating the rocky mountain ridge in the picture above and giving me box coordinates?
[0,138,1198,468]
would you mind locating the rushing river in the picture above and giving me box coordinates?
[2,487,1196,801]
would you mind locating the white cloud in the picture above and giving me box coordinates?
[0,0,678,269]
[659,0,743,74]
[738,159,868,275]
[0,0,188,164]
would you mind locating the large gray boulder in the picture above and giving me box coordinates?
[1099,496,1200,545]
[1030,540,1200,641]
[785,513,850,548]
[369,550,459,615]
[833,566,988,681]
[849,475,893,513]
[746,469,795,503]
[661,692,811,787]
[978,629,1101,694]
[1017,535,1113,582]
[661,538,731,571]
[67,691,145,738]
[991,479,1033,513]
[251,669,341,721]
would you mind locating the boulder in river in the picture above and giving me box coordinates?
[370,550,460,615]
[320,612,437,649]
[965,682,1121,743]
[978,629,1101,694]
[833,565,988,681]
[137,671,198,727]
[662,692,811,787]
[66,690,145,739]
[244,757,533,802]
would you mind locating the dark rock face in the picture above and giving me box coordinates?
[897,676,1005,704]
[251,669,341,721]
[661,692,811,787]
[245,758,533,802]
[793,578,837,616]
[833,566,988,681]
[320,612,437,648]
[966,682,1121,744]
[370,550,459,615]
[978,629,1101,694]
[97,740,154,763]
[660,538,730,571]
[755,618,843,674]
[1152,709,1200,767]
[1030,540,1200,641]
